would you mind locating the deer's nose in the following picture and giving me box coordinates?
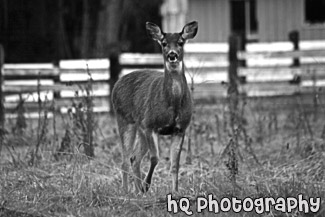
[167,51,179,62]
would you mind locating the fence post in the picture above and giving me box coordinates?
[52,61,61,102]
[289,30,300,67]
[108,46,121,114]
[0,44,4,154]
[228,34,239,102]
[227,34,240,183]
[228,34,240,131]
[238,32,246,67]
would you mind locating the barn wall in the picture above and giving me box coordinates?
[300,27,325,41]
[187,0,325,43]
[187,0,230,42]
[257,0,302,41]
[257,0,325,42]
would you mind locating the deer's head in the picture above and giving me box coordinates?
[146,21,198,72]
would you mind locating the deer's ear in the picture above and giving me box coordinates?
[181,21,198,40]
[146,22,164,42]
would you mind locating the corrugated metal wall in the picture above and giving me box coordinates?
[257,0,303,41]
[187,0,230,42]
[257,0,325,41]
[301,27,325,41]
[187,0,325,43]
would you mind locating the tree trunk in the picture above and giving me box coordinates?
[57,0,72,59]
[95,0,124,57]
[95,0,125,114]
[0,44,4,155]
[81,0,90,58]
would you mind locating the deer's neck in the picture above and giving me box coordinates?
[163,60,187,106]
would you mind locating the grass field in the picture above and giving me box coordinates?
[0,93,324,217]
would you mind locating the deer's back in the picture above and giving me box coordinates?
[112,70,192,133]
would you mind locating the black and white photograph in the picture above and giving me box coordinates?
[0,0,324,216]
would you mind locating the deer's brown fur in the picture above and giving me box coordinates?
[112,21,198,193]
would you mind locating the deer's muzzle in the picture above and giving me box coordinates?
[167,51,179,63]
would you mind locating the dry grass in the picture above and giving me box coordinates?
[0,95,325,217]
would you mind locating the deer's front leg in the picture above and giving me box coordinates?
[170,133,185,192]
[142,130,159,192]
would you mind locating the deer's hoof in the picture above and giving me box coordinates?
[140,181,150,193]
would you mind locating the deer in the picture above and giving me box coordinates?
[111,21,198,193]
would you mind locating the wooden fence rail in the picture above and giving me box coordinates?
[1,32,325,117]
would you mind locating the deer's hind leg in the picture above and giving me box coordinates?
[130,128,149,193]
[116,115,137,193]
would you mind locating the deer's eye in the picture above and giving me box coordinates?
[178,41,184,46]
[161,41,167,47]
